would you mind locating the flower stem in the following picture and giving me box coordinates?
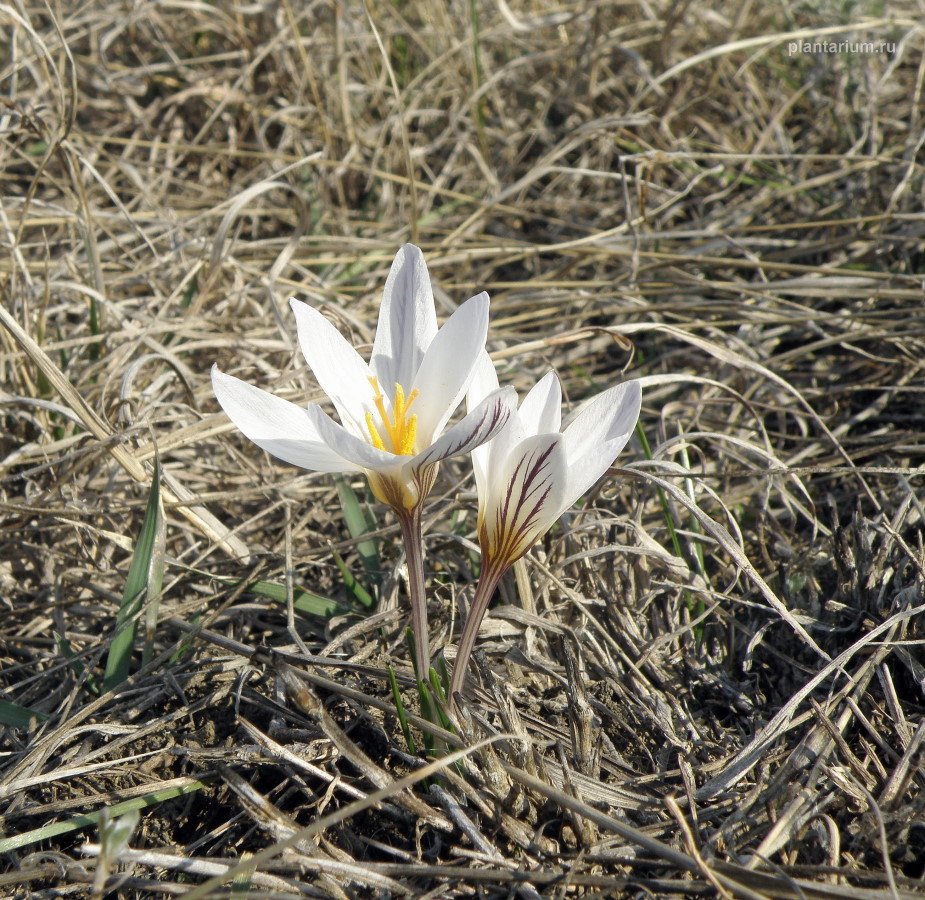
[396,505,430,682]
[448,558,509,711]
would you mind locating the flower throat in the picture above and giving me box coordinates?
[365,377,419,455]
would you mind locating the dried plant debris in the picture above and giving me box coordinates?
[2,0,925,897]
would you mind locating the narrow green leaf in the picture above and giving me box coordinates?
[142,455,167,667]
[417,678,438,754]
[245,580,353,619]
[99,808,140,858]
[0,776,214,854]
[0,699,49,728]
[331,546,375,609]
[405,626,420,679]
[427,668,453,731]
[433,654,451,696]
[335,475,382,588]
[181,275,197,309]
[388,665,417,756]
[424,667,460,774]
[103,459,162,692]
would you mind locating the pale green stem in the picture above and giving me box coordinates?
[396,505,430,681]
[448,557,510,710]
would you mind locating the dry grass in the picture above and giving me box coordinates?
[2,0,925,897]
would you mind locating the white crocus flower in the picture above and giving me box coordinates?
[212,245,515,679]
[449,354,642,705]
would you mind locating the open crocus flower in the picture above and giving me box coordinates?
[212,245,515,678]
[212,246,515,513]
[449,354,642,705]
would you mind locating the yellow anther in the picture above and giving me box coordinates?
[396,412,417,455]
[393,383,408,422]
[365,411,386,450]
[365,376,420,455]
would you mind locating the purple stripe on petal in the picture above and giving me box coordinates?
[480,433,567,567]
[411,387,515,472]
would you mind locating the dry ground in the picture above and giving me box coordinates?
[2,0,925,897]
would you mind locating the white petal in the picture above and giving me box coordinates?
[370,244,438,392]
[465,350,500,412]
[464,351,498,488]
[562,380,641,450]
[212,366,360,473]
[304,404,399,472]
[412,386,516,472]
[410,291,489,442]
[518,371,562,437]
[479,433,569,567]
[290,299,374,437]
[560,380,641,515]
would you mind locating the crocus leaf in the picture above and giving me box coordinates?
[0,777,215,855]
[0,700,49,728]
[330,546,376,609]
[335,474,382,589]
[142,452,167,667]
[104,457,163,692]
[245,580,354,619]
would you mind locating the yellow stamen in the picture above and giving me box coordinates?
[365,411,386,450]
[397,409,418,455]
[366,376,419,455]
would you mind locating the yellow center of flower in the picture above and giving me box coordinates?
[365,377,419,455]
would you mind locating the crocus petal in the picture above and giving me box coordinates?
[466,350,500,408]
[370,244,438,392]
[560,380,641,515]
[212,366,360,473]
[562,380,641,451]
[290,299,375,438]
[465,351,504,503]
[479,433,569,567]
[518,371,562,437]
[303,403,399,472]
[406,385,515,511]
[466,350,527,468]
[412,386,516,473]
[411,292,489,442]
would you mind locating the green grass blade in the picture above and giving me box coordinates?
[166,559,356,619]
[433,653,450,696]
[405,626,420,680]
[427,668,455,732]
[142,455,167,668]
[103,459,163,692]
[635,422,685,561]
[0,699,49,728]
[245,579,354,618]
[388,665,417,756]
[417,678,435,752]
[335,474,382,589]
[331,546,376,609]
[99,807,140,857]
[0,776,214,854]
